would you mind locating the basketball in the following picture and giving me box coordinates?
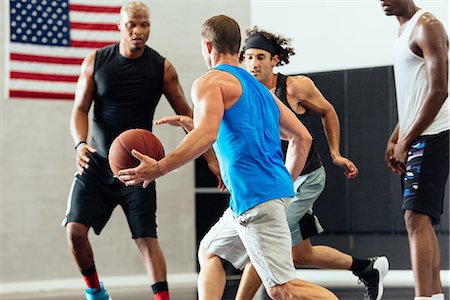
[108,129,165,177]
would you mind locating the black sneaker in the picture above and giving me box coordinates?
[357,256,389,300]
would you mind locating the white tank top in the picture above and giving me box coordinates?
[393,10,449,139]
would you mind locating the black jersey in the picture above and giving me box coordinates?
[275,73,322,175]
[91,43,165,159]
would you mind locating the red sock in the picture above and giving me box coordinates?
[153,291,170,300]
[81,265,101,291]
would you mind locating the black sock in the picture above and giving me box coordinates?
[350,257,371,275]
[151,281,169,294]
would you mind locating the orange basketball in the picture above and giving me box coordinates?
[108,129,165,177]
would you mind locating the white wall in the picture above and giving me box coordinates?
[251,0,449,74]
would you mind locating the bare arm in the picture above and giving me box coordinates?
[274,93,312,181]
[394,15,449,163]
[288,76,358,179]
[118,73,224,187]
[163,59,223,186]
[70,51,96,174]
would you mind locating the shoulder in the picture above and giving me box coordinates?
[286,75,316,96]
[416,12,448,36]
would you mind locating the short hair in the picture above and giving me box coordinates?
[202,15,241,55]
[239,26,295,66]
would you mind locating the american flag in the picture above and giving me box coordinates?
[8,0,122,100]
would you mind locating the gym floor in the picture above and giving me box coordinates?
[0,281,433,300]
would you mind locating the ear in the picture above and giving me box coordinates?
[271,54,280,67]
[205,41,213,54]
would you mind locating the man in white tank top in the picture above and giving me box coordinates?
[381,1,449,299]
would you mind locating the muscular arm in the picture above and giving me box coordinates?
[118,73,224,187]
[275,94,312,181]
[162,59,223,187]
[70,51,96,173]
[395,15,449,162]
[287,76,358,178]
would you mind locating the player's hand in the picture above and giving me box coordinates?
[392,142,407,174]
[155,115,194,132]
[76,143,96,175]
[118,149,158,188]
[384,141,405,174]
[332,156,359,179]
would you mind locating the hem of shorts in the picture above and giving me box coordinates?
[231,193,294,217]
[402,206,441,225]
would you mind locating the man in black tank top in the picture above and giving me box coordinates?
[61,3,221,300]
[237,27,389,300]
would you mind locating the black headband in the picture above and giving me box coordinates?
[243,35,275,55]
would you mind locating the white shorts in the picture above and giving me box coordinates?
[200,198,297,288]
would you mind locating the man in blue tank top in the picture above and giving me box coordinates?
[237,28,389,300]
[119,15,337,300]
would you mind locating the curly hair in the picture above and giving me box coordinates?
[239,26,295,66]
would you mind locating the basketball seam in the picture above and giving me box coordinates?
[117,136,139,165]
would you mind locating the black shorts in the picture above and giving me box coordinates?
[62,152,158,239]
[401,130,449,225]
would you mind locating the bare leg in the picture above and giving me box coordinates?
[66,222,94,270]
[267,279,338,300]
[235,262,262,300]
[405,211,441,297]
[197,246,226,300]
[292,238,352,269]
[135,237,167,284]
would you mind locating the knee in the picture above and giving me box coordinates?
[266,286,284,300]
[198,246,220,268]
[66,223,88,249]
[404,211,431,233]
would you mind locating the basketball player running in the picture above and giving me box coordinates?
[381,1,449,299]
[236,27,390,300]
[119,14,337,300]
[62,2,220,300]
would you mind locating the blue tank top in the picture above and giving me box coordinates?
[212,64,294,217]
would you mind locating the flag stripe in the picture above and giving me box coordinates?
[10,71,79,83]
[70,22,118,31]
[69,4,121,13]
[10,53,84,65]
[71,40,116,48]
[11,61,81,75]
[9,79,76,93]
[10,90,75,100]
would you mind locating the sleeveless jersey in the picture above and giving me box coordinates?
[275,73,322,175]
[394,10,449,139]
[92,43,165,159]
[212,64,294,217]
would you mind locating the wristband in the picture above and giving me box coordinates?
[74,141,87,150]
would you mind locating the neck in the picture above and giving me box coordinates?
[397,4,420,25]
[210,53,239,68]
[119,42,145,59]
[261,73,278,90]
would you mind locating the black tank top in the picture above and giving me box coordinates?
[92,43,165,159]
[275,73,322,175]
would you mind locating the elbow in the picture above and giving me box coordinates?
[303,131,313,149]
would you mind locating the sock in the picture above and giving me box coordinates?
[431,294,444,300]
[349,257,371,275]
[152,281,170,300]
[81,264,101,291]
[414,297,432,300]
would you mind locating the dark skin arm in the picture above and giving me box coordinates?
[393,13,449,166]
[70,51,97,175]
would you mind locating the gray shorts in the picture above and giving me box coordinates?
[287,166,326,245]
[200,198,297,288]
